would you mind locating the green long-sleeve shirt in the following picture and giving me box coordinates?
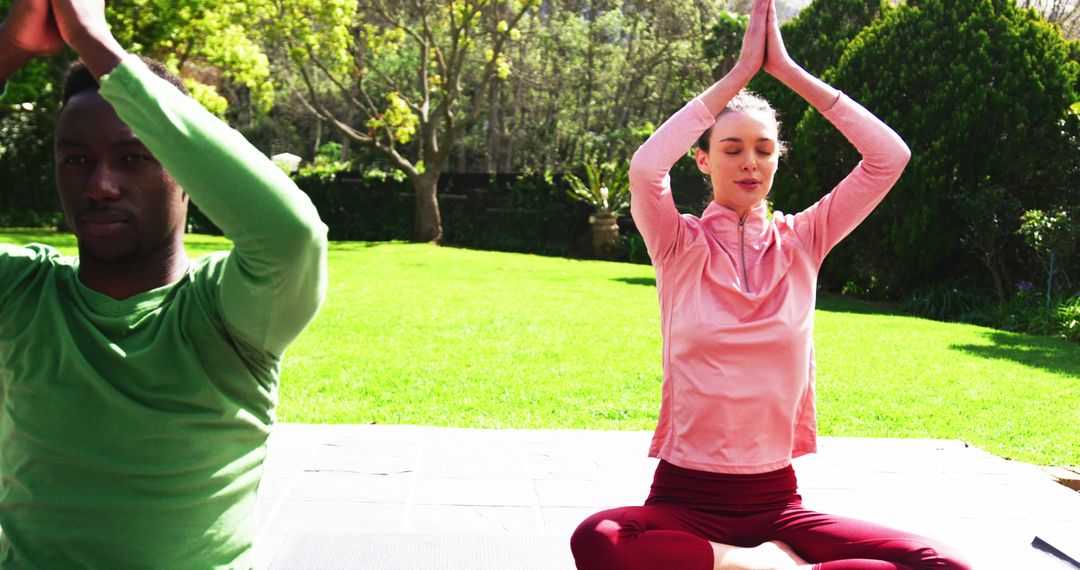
[0,56,328,569]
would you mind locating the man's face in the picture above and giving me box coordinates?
[55,90,187,264]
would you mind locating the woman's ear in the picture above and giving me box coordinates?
[695,147,710,175]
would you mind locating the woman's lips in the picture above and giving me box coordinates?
[735,180,761,191]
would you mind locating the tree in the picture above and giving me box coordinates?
[1019,208,1078,298]
[105,0,275,118]
[1018,0,1080,38]
[792,0,1080,299]
[266,0,538,244]
[702,10,748,80]
[473,0,723,173]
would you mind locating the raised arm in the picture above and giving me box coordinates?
[0,0,62,92]
[763,0,911,260]
[629,0,770,262]
[51,0,328,356]
[48,0,122,79]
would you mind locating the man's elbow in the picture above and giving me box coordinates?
[303,219,330,257]
[282,211,329,260]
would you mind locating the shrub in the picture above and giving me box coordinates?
[1055,295,1080,342]
[899,282,991,323]
[626,233,651,265]
[793,0,1080,300]
[1018,208,1078,298]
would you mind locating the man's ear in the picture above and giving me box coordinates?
[695,147,710,175]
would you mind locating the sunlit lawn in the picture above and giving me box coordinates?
[3,228,1078,466]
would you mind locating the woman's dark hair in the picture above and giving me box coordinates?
[697,89,786,156]
[61,56,189,107]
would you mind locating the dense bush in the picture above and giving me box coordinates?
[0,55,66,219]
[900,280,1080,342]
[439,172,595,257]
[793,0,1080,301]
[898,281,992,323]
[244,171,600,258]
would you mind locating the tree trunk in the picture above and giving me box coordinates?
[412,171,443,244]
[486,79,501,172]
[983,249,1008,303]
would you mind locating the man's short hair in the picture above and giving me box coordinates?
[61,56,189,107]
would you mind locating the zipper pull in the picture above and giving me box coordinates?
[739,214,749,292]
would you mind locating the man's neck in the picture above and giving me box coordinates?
[77,241,190,300]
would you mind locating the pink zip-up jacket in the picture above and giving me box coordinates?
[630,93,910,474]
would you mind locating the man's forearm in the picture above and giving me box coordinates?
[65,30,123,80]
[0,32,34,86]
[49,0,124,80]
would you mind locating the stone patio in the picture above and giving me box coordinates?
[255,424,1080,569]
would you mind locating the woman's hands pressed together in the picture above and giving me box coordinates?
[731,0,769,83]
[763,0,798,80]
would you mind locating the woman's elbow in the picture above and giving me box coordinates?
[628,149,661,190]
[628,148,648,176]
[879,139,912,176]
[896,140,912,169]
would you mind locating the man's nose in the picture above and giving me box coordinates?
[85,162,121,202]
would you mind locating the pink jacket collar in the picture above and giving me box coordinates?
[700,200,771,249]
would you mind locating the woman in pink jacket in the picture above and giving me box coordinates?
[570,1,969,569]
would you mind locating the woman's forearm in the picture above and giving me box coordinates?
[699,64,757,116]
[769,63,841,113]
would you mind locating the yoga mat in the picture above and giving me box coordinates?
[268,533,575,570]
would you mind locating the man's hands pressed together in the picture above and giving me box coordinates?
[49,0,124,79]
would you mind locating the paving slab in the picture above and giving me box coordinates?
[255,424,1080,569]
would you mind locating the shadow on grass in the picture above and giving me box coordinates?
[612,277,656,287]
[816,294,898,316]
[951,331,1080,379]
[329,241,410,252]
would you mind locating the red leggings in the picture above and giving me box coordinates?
[571,461,971,570]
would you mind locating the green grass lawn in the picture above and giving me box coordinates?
[3,228,1078,466]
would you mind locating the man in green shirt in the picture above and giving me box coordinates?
[0,0,328,567]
